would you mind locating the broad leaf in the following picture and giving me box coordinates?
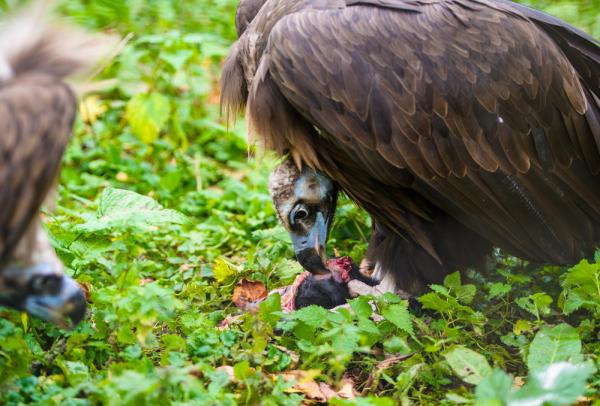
[445,346,492,385]
[560,259,600,316]
[475,362,596,406]
[381,302,414,336]
[515,293,553,319]
[475,369,512,405]
[527,323,582,371]
[126,92,170,143]
[510,362,596,406]
[76,187,188,233]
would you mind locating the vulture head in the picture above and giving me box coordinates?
[269,160,338,275]
[0,221,86,327]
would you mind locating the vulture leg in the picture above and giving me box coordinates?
[364,218,492,295]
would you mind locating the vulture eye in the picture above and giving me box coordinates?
[30,274,62,295]
[291,204,310,224]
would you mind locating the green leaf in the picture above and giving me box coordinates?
[516,292,553,319]
[381,302,414,336]
[56,360,89,386]
[488,283,512,300]
[443,272,476,304]
[76,187,188,233]
[126,92,170,143]
[475,369,512,405]
[510,362,596,406]
[456,284,477,304]
[419,292,453,313]
[445,346,492,385]
[560,259,600,316]
[444,272,462,290]
[292,306,330,329]
[212,258,235,283]
[331,397,395,406]
[258,293,282,328]
[527,323,582,371]
[160,50,193,71]
[350,295,373,319]
[233,360,251,380]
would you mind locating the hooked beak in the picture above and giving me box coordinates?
[22,264,87,328]
[291,212,330,275]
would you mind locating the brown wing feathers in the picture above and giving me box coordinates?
[0,79,76,261]
[224,0,600,270]
[0,4,117,263]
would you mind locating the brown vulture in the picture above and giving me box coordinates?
[0,3,115,326]
[221,0,600,293]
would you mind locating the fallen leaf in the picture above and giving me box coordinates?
[189,367,202,378]
[77,282,90,301]
[575,396,595,405]
[216,365,235,381]
[232,279,267,309]
[319,382,338,400]
[364,354,413,391]
[376,354,414,371]
[139,278,154,286]
[280,370,327,403]
[79,95,107,124]
[277,370,356,402]
[218,314,244,330]
[178,263,195,272]
[337,376,357,399]
[116,172,129,182]
[273,345,300,368]
[513,376,525,389]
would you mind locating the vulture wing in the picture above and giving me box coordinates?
[247,0,600,263]
[0,78,75,262]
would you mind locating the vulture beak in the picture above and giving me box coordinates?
[0,263,86,328]
[291,211,330,275]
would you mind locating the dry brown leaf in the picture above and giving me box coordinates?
[273,345,300,368]
[337,376,356,399]
[277,370,356,402]
[218,314,244,330]
[376,354,414,370]
[363,354,413,394]
[280,371,327,403]
[139,278,154,286]
[77,282,90,301]
[576,396,595,405]
[513,376,525,389]
[178,263,195,272]
[232,279,267,309]
[318,383,338,400]
[216,365,235,381]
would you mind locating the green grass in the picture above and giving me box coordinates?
[0,0,599,404]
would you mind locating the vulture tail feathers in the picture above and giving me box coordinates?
[0,1,119,84]
[220,41,248,126]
